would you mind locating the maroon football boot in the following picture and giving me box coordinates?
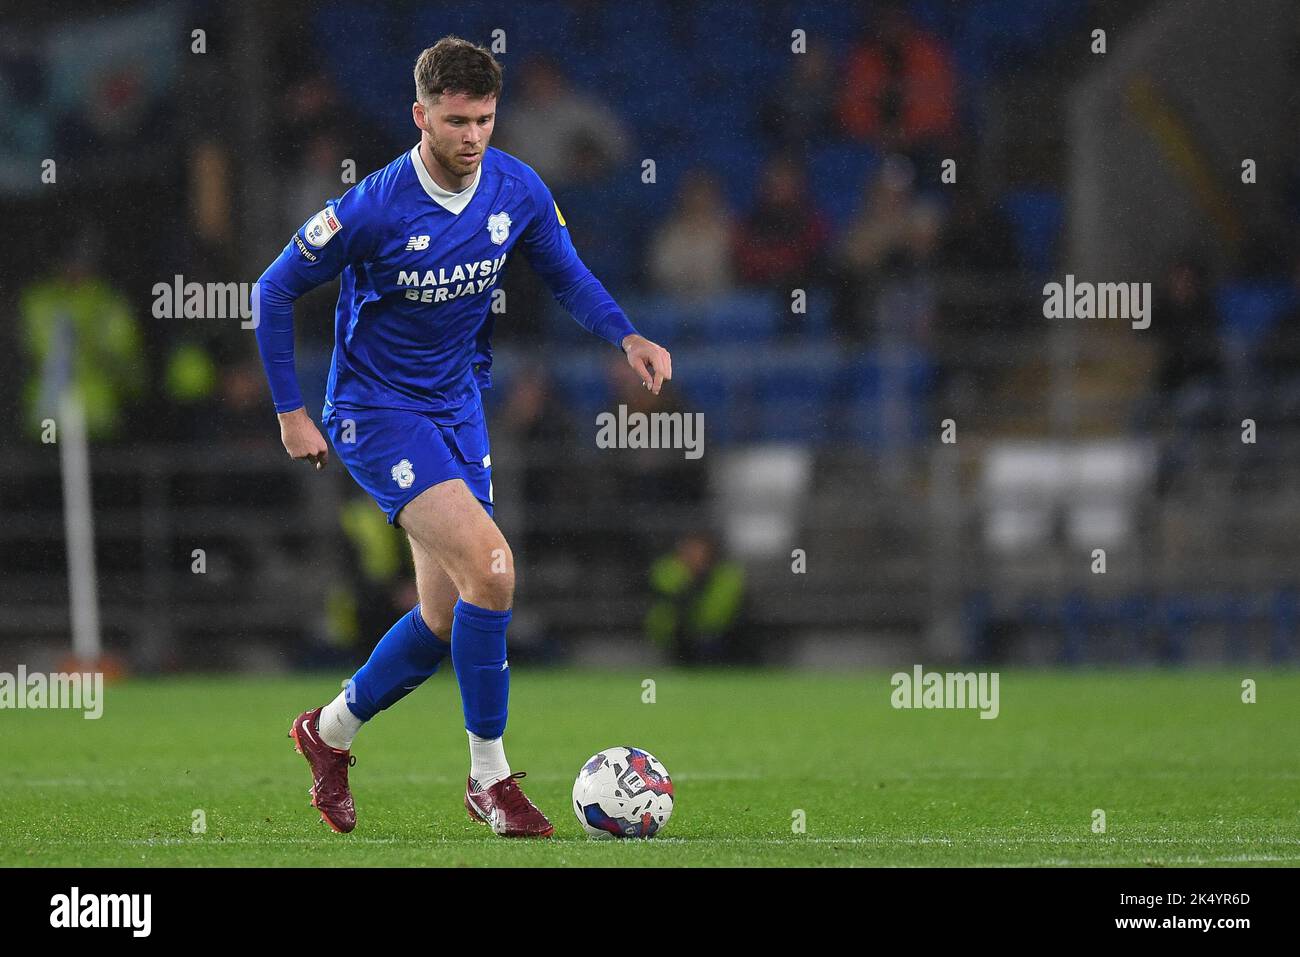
[464,771,555,837]
[288,707,357,833]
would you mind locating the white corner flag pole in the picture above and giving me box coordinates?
[58,387,102,665]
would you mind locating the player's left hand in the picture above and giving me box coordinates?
[622,334,673,395]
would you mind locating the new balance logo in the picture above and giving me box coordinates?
[405,235,430,251]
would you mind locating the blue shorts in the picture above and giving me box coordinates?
[323,403,494,524]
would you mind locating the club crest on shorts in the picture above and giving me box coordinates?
[487,211,511,245]
[390,458,415,489]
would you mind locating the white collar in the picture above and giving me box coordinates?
[409,144,482,215]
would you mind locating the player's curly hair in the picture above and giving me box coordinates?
[414,36,503,102]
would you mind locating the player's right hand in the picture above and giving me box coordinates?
[278,407,329,470]
[621,334,673,396]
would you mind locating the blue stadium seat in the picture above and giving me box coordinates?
[1001,188,1063,275]
[840,347,935,447]
[1158,594,1197,664]
[687,1,766,71]
[795,287,836,341]
[807,144,881,230]
[909,0,961,40]
[1058,590,1091,663]
[1216,281,1295,348]
[840,354,884,446]
[313,6,409,140]
[506,0,577,56]
[753,352,838,443]
[1272,587,1298,660]
[624,297,689,347]
[550,359,611,422]
[680,361,738,445]
[694,142,764,213]
[780,0,866,56]
[657,292,776,344]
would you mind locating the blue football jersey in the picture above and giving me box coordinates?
[255,145,637,421]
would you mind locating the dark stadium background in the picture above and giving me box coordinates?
[3,0,1298,676]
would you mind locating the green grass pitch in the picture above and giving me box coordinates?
[2,669,1298,867]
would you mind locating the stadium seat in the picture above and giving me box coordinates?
[686,1,766,75]
[781,0,866,57]
[623,296,689,347]
[679,362,737,446]
[754,356,837,444]
[1216,280,1295,352]
[1001,188,1063,275]
[1158,595,1197,664]
[507,0,578,56]
[685,292,780,344]
[549,358,612,422]
[693,141,764,212]
[840,347,934,448]
[710,444,814,560]
[1272,587,1298,660]
[808,144,881,230]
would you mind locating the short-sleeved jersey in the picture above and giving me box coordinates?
[255,145,636,422]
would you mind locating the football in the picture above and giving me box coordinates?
[572,747,674,838]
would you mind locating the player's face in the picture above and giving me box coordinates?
[415,93,496,180]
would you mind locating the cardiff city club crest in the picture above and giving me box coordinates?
[390,458,415,490]
[486,211,511,245]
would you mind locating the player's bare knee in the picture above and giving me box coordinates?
[463,543,514,609]
[475,564,515,610]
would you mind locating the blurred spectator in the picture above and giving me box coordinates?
[190,140,234,255]
[326,494,417,668]
[48,5,180,184]
[837,155,943,276]
[832,155,943,342]
[498,370,581,556]
[644,530,748,664]
[939,189,1019,273]
[210,357,279,446]
[167,354,293,557]
[158,342,218,439]
[733,154,830,290]
[837,2,958,157]
[1154,255,1223,403]
[497,56,630,189]
[20,231,144,441]
[273,70,343,160]
[283,128,350,240]
[758,47,838,149]
[1147,257,1230,492]
[647,169,736,302]
[603,356,707,540]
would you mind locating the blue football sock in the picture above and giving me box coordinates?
[450,598,511,739]
[346,604,450,721]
